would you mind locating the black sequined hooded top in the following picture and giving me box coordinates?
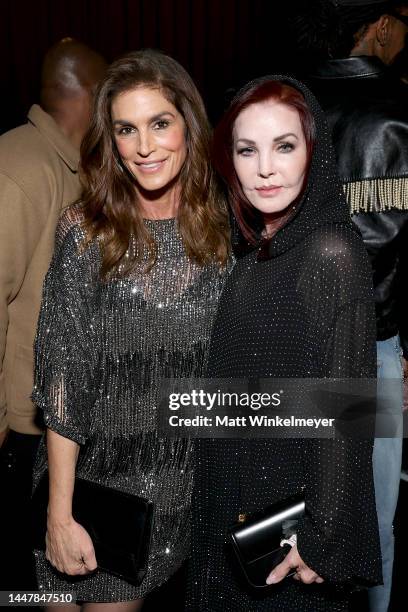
[188,76,382,612]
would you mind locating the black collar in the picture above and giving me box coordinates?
[309,56,387,80]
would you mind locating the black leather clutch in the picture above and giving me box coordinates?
[31,472,154,586]
[228,494,305,588]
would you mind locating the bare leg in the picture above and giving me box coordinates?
[45,606,80,612]
[83,600,144,612]
[45,597,144,612]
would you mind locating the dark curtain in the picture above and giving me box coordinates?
[0,0,294,132]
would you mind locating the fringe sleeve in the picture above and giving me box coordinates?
[32,210,100,445]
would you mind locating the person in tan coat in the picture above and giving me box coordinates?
[0,38,106,590]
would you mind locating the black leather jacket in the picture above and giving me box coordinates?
[307,56,408,357]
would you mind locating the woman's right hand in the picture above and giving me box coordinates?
[46,516,97,575]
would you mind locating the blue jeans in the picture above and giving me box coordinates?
[369,335,403,612]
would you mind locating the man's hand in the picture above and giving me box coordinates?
[266,544,324,585]
[46,516,97,576]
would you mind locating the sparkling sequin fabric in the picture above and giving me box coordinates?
[187,77,383,611]
[32,208,227,602]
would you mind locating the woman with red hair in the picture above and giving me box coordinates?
[187,76,382,611]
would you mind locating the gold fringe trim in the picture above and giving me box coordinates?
[344,178,408,214]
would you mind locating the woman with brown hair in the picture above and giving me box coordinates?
[187,75,382,611]
[32,49,230,610]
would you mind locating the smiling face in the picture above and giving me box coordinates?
[111,86,187,198]
[233,101,308,221]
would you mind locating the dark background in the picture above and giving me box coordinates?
[0,0,300,133]
[1,1,406,610]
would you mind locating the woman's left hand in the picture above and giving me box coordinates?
[266,544,324,585]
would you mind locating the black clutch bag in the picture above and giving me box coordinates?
[31,472,154,586]
[228,494,305,588]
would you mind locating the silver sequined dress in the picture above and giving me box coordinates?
[32,208,227,602]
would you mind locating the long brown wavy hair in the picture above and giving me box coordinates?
[80,49,230,278]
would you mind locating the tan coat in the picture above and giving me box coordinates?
[0,105,81,434]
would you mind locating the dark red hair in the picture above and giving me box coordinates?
[212,78,316,245]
